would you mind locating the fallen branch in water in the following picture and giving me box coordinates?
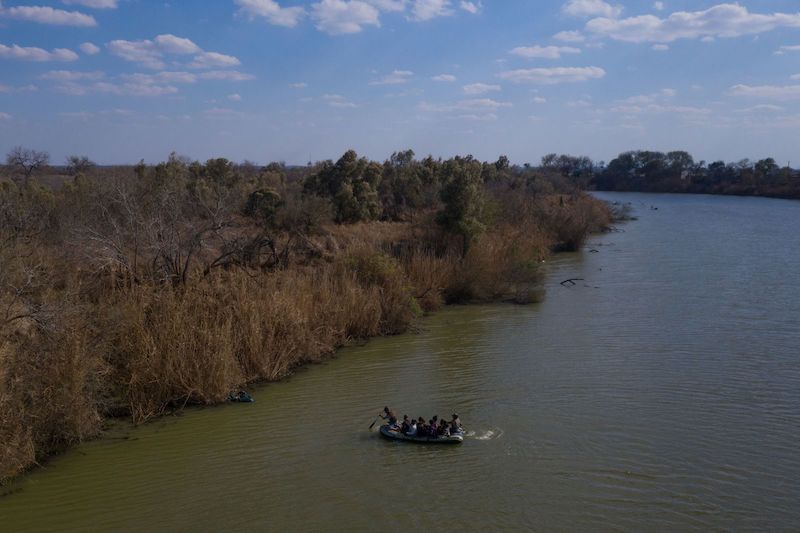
[560,278,584,286]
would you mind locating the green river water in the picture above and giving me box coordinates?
[2,192,799,531]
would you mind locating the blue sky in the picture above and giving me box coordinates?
[1,0,799,165]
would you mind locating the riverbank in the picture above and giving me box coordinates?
[0,151,612,483]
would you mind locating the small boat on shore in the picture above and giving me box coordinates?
[379,425,464,444]
[228,391,255,403]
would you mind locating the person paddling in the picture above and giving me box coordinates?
[380,406,399,429]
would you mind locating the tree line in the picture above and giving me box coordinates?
[537,150,800,200]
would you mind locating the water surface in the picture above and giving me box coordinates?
[2,192,799,531]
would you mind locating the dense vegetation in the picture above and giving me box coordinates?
[537,151,800,199]
[0,147,612,482]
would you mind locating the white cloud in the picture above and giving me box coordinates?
[1,5,96,26]
[562,0,622,19]
[365,0,407,12]
[289,82,308,88]
[792,74,800,81]
[457,113,497,121]
[729,84,800,100]
[0,43,78,62]
[610,88,709,120]
[199,70,254,81]
[419,97,511,113]
[0,112,12,120]
[370,69,413,85]
[459,1,480,14]
[775,44,800,55]
[610,103,711,116]
[119,72,195,85]
[228,93,242,101]
[311,0,380,34]
[80,42,100,55]
[510,45,581,59]
[62,0,118,8]
[615,88,676,105]
[653,1,664,11]
[203,107,246,119]
[108,36,240,70]
[383,87,422,98]
[154,34,202,55]
[463,82,500,95]
[107,39,164,69]
[56,80,179,97]
[733,104,784,113]
[151,71,200,83]
[419,97,510,120]
[189,51,241,69]
[586,4,800,44]
[47,69,252,96]
[553,30,585,43]
[40,70,105,80]
[0,83,35,95]
[432,73,456,82]
[234,0,305,27]
[567,98,592,107]
[323,93,358,107]
[532,96,547,103]
[652,44,669,51]
[497,66,605,84]
[411,0,453,21]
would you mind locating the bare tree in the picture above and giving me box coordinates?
[6,146,50,186]
[65,155,95,176]
[76,178,146,287]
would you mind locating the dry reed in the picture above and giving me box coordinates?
[0,191,612,482]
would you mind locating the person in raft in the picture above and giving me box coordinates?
[450,414,463,434]
[380,407,399,429]
[400,415,411,433]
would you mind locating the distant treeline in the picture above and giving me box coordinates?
[535,151,800,200]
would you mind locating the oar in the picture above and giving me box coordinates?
[368,415,381,430]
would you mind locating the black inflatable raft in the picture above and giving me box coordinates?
[379,425,464,444]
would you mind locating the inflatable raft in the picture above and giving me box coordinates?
[379,425,464,444]
[228,391,255,403]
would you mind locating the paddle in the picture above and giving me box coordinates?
[368,413,382,430]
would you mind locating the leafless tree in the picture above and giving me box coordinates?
[76,178,146,286]
[65,155,95,176]
[6,146,50,186]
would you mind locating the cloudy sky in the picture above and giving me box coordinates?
[1,0,800,165]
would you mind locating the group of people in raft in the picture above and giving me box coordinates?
[380,407,463,438]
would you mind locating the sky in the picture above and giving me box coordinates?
[1,0,799,166]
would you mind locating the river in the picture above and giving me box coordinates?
[2,192,799,531]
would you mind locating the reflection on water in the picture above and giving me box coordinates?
[2,192,800,531]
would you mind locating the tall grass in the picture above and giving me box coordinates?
[0,192,612,483]
[1,309,105,481]
[104,263,410,424]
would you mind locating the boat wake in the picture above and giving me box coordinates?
[467,428,504,441]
